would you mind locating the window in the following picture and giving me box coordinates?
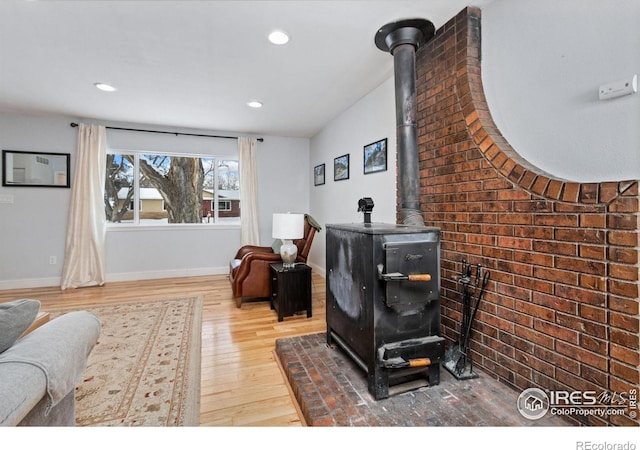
[105,152,240,225]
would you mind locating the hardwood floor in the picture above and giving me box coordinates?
[0,273,328,426]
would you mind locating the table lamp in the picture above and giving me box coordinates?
[272,213,304,268]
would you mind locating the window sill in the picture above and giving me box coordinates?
[106,223,240,232]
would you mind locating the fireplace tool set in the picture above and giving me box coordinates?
[443,260,490,380]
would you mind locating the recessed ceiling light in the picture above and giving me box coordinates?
[94,82,116,92]
[268,30,289,45]
[247,100,263,108]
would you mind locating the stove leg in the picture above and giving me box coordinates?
[429,363,440,385]
[370,367,390,400]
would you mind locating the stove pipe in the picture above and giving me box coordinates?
[375,19,435,226]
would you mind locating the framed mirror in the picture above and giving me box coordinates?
[2,150,70,188]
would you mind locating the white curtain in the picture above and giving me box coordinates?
[238,137,260,246]
[60,124,107,290]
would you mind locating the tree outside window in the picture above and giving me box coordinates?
[105,152,240,225]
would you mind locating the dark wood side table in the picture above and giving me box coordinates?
[270,263,312,322]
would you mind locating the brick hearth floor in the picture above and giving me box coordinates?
[275,333,573,427]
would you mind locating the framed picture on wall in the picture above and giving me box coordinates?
[314,163,325,186]
[363,138,387,174]
[333,154,350,181]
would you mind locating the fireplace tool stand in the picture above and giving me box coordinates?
[443,261,490,380]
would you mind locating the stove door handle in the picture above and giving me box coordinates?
[406,274,432,282]
[379,272,432,282]
[382,357,432,368]
[407,357,432,367]
[377,264,432,282]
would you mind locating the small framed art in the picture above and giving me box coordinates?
[363,138,387,175]
[333,154,349,181]
[314,163,325,186]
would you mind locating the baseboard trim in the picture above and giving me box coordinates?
[0,277,61,290]
[106,266,229,283]
[307,262,325,277]
[0,267,230,290]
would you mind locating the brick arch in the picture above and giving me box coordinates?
[415,6,639,426]
[456,10,636,206]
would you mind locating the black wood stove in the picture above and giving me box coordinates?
[326,221,444,400]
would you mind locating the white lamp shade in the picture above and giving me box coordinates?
[272,213,304,240]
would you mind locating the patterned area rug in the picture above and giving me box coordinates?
[46,297,202,426]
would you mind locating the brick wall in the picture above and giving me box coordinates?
[413,7,639,426]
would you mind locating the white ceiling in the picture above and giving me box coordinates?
[0,0,494,138]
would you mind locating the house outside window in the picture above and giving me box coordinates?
[105,152,240,225]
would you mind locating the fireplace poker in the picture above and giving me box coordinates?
[444,262,490,379]
[444,261,472,374]
[455,269,490,375]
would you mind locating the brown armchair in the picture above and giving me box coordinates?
[229,215,321,307]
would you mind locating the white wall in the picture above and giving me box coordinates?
[252,135,310,244]
[0,113,309,288]
[306,2,640,274]
[482,0,640,182]
[0,114,74,288]
[308,77,397,274]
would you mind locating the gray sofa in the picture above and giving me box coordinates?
[0,299,100,426]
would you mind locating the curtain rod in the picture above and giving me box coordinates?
[69,122,263,142]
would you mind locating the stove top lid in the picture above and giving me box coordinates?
[327,222,440,235]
